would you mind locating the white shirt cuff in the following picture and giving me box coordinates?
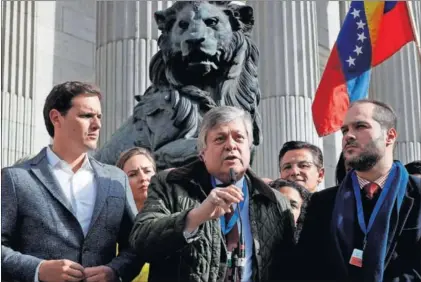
[34,261,44,282]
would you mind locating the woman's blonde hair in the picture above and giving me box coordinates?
[116,147,156,172]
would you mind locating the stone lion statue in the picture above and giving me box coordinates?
[95,1,262,169]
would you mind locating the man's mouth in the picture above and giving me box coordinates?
[293,178,306,183]
[224,156,238,161]
[344,144,358,151]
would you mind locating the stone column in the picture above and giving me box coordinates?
[369,1,421,164]
[1,1,36,166]
[96,1,173,146]
[248,2,322,180]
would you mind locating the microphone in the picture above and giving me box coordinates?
[229,168,236,185]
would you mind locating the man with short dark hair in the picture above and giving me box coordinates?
[278,141,325,192]
[296,99,421,281]
[130,106,295,282]
[405,160,421,178]
[1,81,141,282]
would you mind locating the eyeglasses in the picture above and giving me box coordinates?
[280,161,319,172]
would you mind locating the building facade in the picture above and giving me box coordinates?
[2,1,420,187]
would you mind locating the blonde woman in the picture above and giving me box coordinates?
[117,147,156,282]
[117,147,156,211]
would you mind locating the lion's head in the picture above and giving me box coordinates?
[149,1,262,146]
[152,1,255,85]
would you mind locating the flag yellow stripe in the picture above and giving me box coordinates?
[364,1,385,50]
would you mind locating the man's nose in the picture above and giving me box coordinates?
[343,130,356,145]
[291,165,301,175]
[224,136,237,150]
[92,116,101,130]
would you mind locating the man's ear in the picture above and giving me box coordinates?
[49,109,61,128]
[317,167,325,184]
[386,128,397,146]
[198,151,205,162]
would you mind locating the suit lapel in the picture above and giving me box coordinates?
[384,193,414,267]
[30,148,75,215]
[88,159,110,232]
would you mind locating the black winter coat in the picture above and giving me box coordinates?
[129,160,295,282]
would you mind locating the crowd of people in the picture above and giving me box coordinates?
[1,81,420,282]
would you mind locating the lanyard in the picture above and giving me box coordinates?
[211,176,248,235]
[351,164,397,249]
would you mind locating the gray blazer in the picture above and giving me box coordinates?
[1,148,142,282]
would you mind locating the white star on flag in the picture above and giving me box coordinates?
[353,45,363,56]
[346,56,356,67]
[356,20,366,30]
[357,32,367,42]
[350,8,360,19]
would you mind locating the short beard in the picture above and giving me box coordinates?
[347,152,380,172]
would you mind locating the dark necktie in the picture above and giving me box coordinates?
[362,182,380,224]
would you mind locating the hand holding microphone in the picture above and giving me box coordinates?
[185,169,243,232]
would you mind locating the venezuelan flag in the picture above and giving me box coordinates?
[312,1,416,137]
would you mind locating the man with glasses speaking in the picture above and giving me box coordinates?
[278,141,325,193]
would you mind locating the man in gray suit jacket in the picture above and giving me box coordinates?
[1,81,141,282]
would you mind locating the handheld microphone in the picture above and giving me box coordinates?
[229,168,236,184]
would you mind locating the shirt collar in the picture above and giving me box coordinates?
[356,167,392,190]
[214,176,245,189]
[46,146,93,172]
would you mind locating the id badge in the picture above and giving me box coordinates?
[227,251,232,267]
[349,248,363,267]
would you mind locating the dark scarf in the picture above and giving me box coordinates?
[330,161,409,281]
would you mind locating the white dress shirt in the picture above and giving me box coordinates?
[46,146,97,236]
[35,147,97,282]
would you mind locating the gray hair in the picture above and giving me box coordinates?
[197,106,253,152]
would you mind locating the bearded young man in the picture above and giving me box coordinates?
[129,106,295,282]
[295,100,421,281]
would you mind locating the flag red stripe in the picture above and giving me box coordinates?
[372,2,415,66]
[312,45,350,136]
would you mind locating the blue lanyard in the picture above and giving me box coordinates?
[351,164,397,248]
[211,176,248,235]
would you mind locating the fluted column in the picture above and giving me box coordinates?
[369,1,421,164]
[96,1,173,146]
[249,2,322,179]
[1,1,36,166]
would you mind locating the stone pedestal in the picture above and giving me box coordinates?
[96,1,173,146]
[249,1,322,180]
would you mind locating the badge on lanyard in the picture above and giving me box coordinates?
[349,248,363,267]
[348,167,396,268]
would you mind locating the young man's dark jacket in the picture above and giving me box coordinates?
[295,175,421,281]
[129,159,295,282]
